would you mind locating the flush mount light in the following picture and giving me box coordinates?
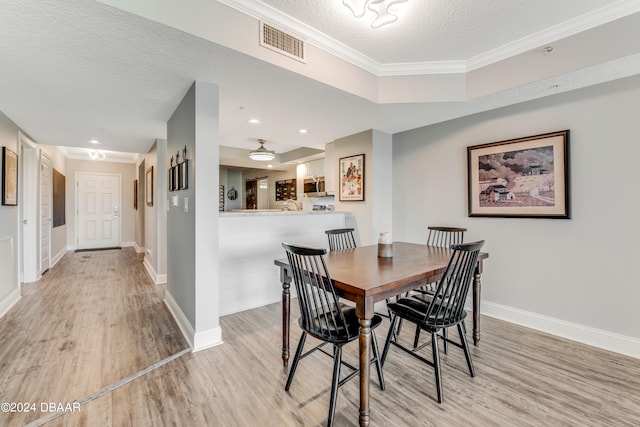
[248,118,261,125]
[343,0,408,29]
[89,150,106,161]
[89,139,100,144]
[249,139,275,161]
[298,129,308,134]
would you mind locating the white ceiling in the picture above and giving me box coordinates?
[1,0,640,166]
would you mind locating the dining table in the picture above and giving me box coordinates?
[274,241,489,427]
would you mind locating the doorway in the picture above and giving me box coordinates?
[245,178,269,210]
[76,173,121,250]
[39,152,51,274]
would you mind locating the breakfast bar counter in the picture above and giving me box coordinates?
[218,210,355,316]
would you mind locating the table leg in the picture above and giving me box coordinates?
[472,262,483,346]
[281,276,291,367]
[358,317,371,427]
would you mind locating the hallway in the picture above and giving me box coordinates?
[0,248,188,426]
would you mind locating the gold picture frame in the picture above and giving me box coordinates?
[2,147,18,206]
[145,166,153,207]
[467,130,570,218]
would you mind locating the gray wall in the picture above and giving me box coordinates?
[166,81,221,350]
[393,74,640,353]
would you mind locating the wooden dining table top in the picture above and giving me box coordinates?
[276,241,488,309]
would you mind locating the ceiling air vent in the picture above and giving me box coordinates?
[260,22,306,63]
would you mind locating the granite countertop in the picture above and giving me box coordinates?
[220,209,348,217]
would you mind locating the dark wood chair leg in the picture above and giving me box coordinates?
[328,345,343,427]
[381,315,398,367]
[371,330,385,390]
[458,323,475,377]
[431,331,443,403]
[285,332,307,391]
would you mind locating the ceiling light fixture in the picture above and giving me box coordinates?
[89,150,106,161]
[249,139,275,161]
[343,0,408,29]
[248,118,261,125]
[89,139,100,144]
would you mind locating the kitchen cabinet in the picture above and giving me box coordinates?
[303,159,324,179]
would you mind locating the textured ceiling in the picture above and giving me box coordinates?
[257,0,621,63]
[1,0,640,167]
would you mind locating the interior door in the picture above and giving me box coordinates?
[77,173,120,250]
[39,152,51,273]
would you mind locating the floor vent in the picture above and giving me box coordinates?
[260,22,305,63]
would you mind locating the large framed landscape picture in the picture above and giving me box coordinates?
[467,130,570,218]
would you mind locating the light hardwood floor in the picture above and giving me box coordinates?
[1,248,639,426]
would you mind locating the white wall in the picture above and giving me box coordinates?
[0,111,20,316]
[138,139,167,284]
[65,159,136,249]
[393,75,640,357]
[326,130,393,245]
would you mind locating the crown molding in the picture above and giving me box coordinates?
[218,0,640,76]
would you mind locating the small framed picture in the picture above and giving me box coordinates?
[2,147,18,206]
[339,154,364,201]
[467,130,570,218]
[133,179,138,210]
[146,166,154,207]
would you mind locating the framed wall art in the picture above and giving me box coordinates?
[2,147,18,206]
[339,154,364,201]
[467,130,570,218]
[146,166,154,207]
[133,179,138,210]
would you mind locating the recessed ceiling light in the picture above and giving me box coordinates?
[248,119,261,125]
[267,164,273,168]
[298,129,308,134]
[89,139,100,144]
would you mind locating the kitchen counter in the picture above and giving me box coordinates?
[219,210,356,316]
[220,209,339,216]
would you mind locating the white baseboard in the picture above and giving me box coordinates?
[164,291,223,352]
[0,288,21,318]
[134,244,145,254]
[143,257,166,285]
[482,301,640,360]
[67,244,76,251]
[121,241,135,248]
[193,326,223,352]
[51,248,67,267]
[164,291,195,350]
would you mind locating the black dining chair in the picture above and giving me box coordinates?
[282,242,385,427]
[407,226,467,348]
[325,228,394,319]
[325,228,357,251]
[381,240,484,404]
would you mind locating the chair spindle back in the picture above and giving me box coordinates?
[282,242,350,340]
[424,240,484,327]
[427,226,466,248]
[325,228,357,251]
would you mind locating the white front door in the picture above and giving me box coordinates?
[76,173,120,250]
[39,152,51,273]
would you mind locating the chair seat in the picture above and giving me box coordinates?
[301,306,383,344]
[387,298,467,330]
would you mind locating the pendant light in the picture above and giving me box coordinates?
[249,139,275,161]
